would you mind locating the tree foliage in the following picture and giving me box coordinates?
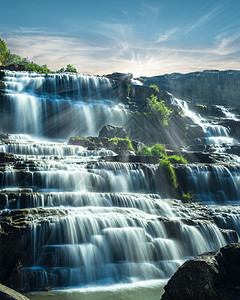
[56,64,77,73]
[0,38,76,74]
[0,39,22,65]
[0,38,53,73]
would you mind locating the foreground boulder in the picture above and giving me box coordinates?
[161,243,240,300]
[0,283,29,300]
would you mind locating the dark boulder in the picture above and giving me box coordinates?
[0,65,25,72]
[98,125,128,139]
[106,72,133,83]
[161,243,240,300]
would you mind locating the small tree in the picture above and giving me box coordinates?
[65,64,77,73]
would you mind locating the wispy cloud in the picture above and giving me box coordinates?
[214,32,240,55]
[184,4,226,35]
[155,28,179,43]
[141,3,160,14]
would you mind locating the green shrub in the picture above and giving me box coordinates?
[56,64,77,73]
[147,94,172,125]
[150,144,166,157]
[108,137,134,151]
[136,146,151,155]
[167,155,188,164]
[159,159,178,190]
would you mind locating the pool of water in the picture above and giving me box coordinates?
[25,280,166,300]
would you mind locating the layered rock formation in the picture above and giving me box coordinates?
[143,70,240,107]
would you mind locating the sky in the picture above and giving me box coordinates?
[1,0,240,77]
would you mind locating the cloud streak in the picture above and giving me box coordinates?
[184,3,226,35]
[155,28,179,43]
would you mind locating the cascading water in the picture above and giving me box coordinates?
[172,95,240,205]
[217,105,239,120]
[171,97,236,145]
[1,71,129,138]
[0,71,239,298]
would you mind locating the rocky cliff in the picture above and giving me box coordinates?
[143,70,240,107]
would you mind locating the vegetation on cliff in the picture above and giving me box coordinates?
[0,38,77,74]
[137,143,166,157]
[147,94,172,125]
[137,143,188,193]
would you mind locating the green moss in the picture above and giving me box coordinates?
[167,155,188,164]
[182,192,193,203]
[150,144,167,158]
[197,103,207,108]
[108,137,134,151]
[126,84,131,103]
[136,144,166,157]
[159,159,178,190]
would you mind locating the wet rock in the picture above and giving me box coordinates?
[161,243,240,300]
[0,153,16,163]
[106,72,133,83]
[220,119,240,140]
[0,133,9,140]
[69,136,142,154]
[69,137,96,148]
[98,125,128,139]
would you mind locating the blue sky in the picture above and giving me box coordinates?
[1,0,240,76]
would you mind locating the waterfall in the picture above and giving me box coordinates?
[217,105,238,120]
[171,95,240,204]
[182,164,240,203]
[0,71,239,292]
[1,71,129,138]
[172,97,236,145]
